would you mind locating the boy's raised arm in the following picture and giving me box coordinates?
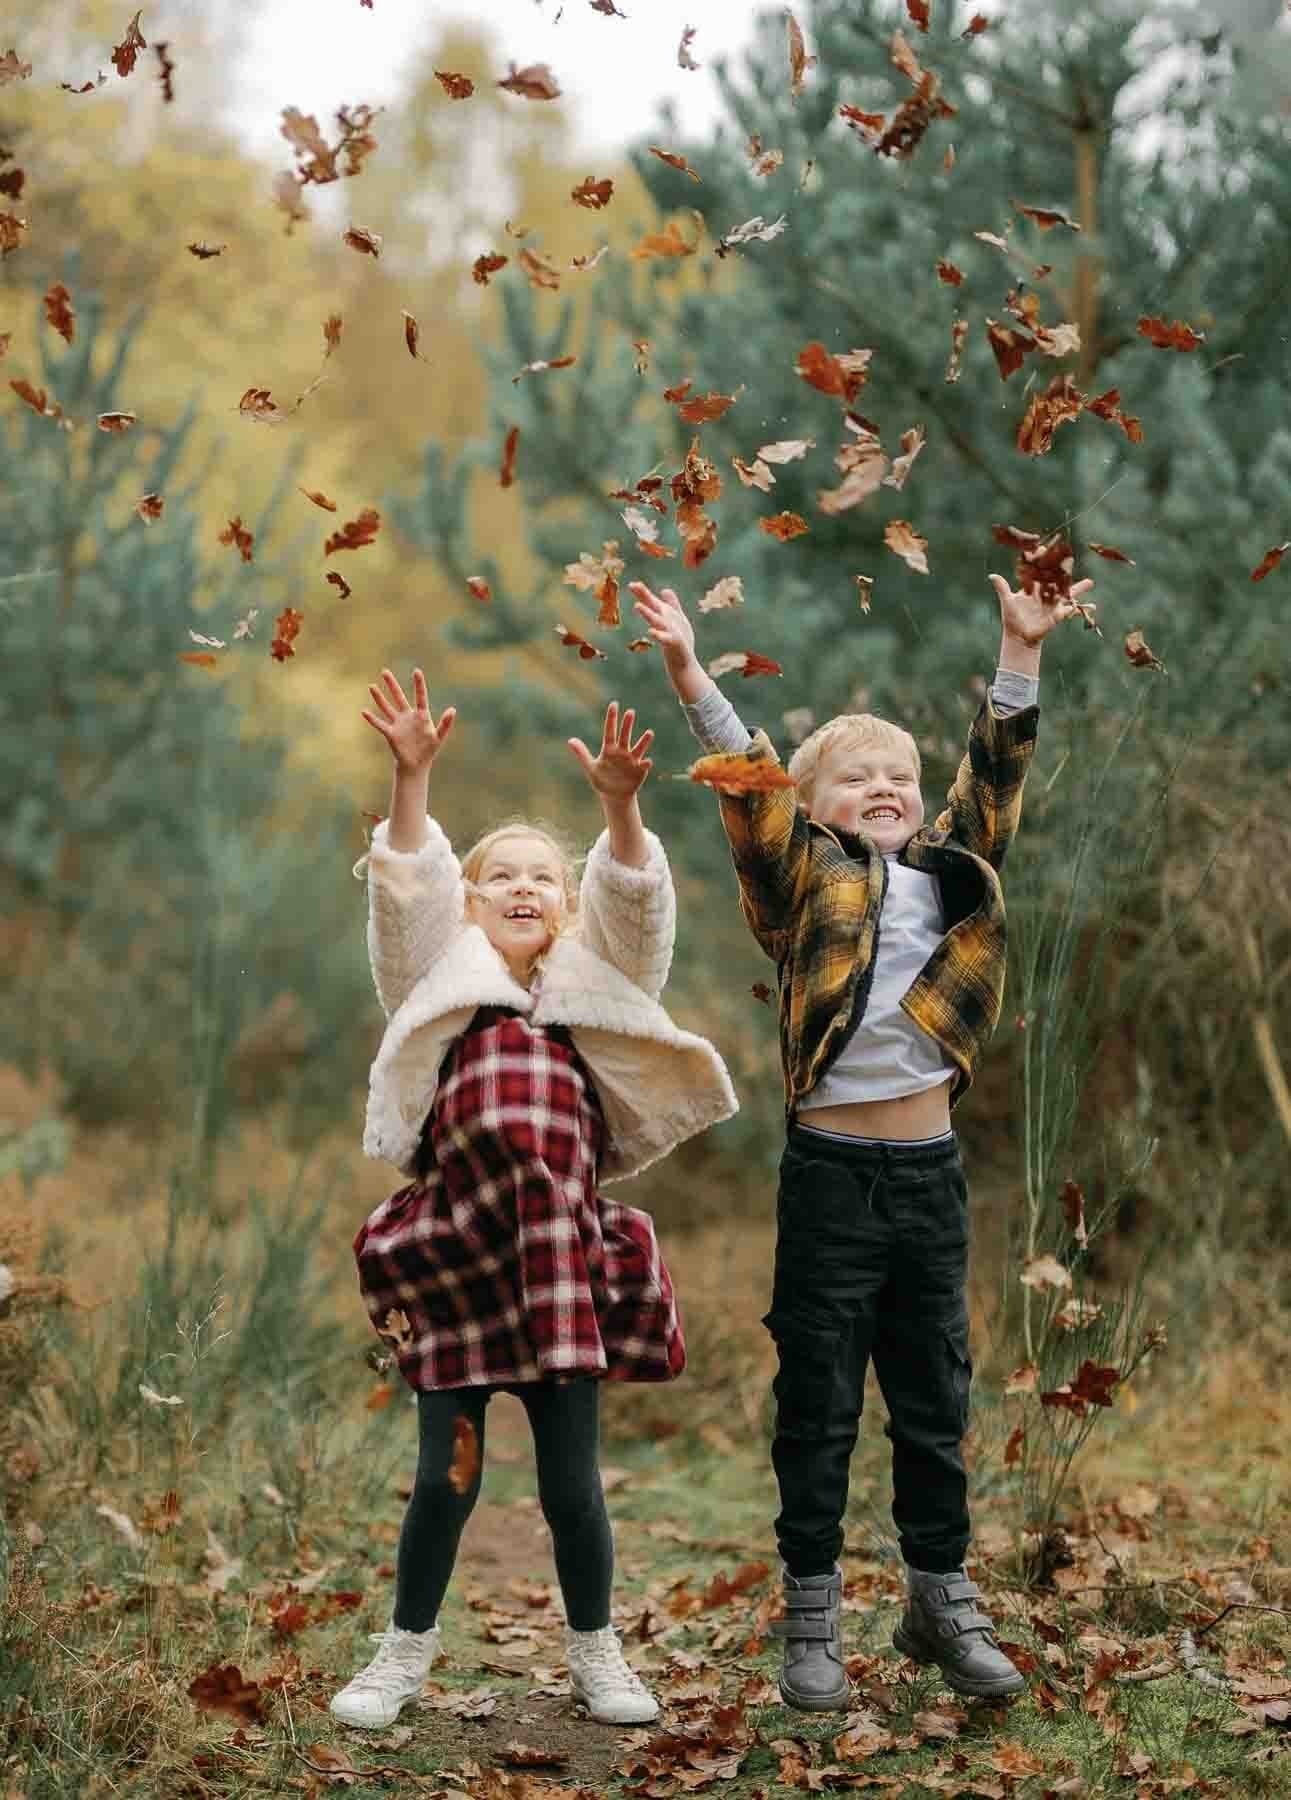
[631,581,811,953]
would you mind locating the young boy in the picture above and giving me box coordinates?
[631,571,1094,1709]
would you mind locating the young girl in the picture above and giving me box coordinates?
[331,669,737,1731]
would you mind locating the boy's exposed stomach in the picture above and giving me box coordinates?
[797,1076,954,1141]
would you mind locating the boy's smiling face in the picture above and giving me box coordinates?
[809,740,925,853]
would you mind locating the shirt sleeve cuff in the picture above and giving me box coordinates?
[989,668,1039,716]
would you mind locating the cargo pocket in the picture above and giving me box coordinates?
[945,1319,973,1437]
[763,1309,843,1441]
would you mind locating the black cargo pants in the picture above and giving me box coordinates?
[764,1120,973,1578]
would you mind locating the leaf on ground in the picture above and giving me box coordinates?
[188,1662,266,1725]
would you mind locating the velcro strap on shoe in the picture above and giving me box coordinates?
[937,1577,982,1605]
[768,1615,837,1641]
[936,1609,994,1638]
[783,1581,841,1611]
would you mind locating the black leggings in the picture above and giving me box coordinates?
[392,1376,614,1634]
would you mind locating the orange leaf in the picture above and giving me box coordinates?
[1016,372,1086,456]
[962,12,989,34]
[1013,200,1081,231]
[856,575,874,613]
[1251,542,1291,582]
[513,355,576,382]
[473,252,508,285]
[1124,627,1165,673]
[499,424,520,489]
[883,519,929,574]
[632,219,700,260]
[986,318,1036,381]
[1086,540,1134,565]
[945,316,968,384]
[936,259,964,285]
[688,752,796,794]
[649,146,702,181]
[97,411,136,432]
[324,507,380,556]
[554,624,607,659]
[787,11,817,97]
[759,511,809,542]
[1137,314,1205,351]
[299,487,337,512]
[322,314,343,357]
[1004,1423,1026,1469]
[271,607,303,663]
[187,240,225,258]
[675,390,736,424]
[135,492,164,524]
[401,310,428,360]
[1087,387,1144,443]
[0,212,27,256]
[571,175,613,209]
[187,1663,266,1725]
[518,246,561,290]
[111,10,147,78]
[218,517,254,563]
[342,224,382,257]
[795,340,870,403]
[43,282,75,344]
[177,652,218,670]
[751,981,774,1004]
[434,69,474,98]
[326,571,352,599]
[447,1415,481,1495]
[906,0,930,31]
[709,650,783,679]
[466,576,492,603]
[498,63,560,100]
[10,379,58,418]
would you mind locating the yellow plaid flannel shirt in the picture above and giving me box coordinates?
[714,695,1039,1114]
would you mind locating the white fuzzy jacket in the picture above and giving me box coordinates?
[360,816,738,1183]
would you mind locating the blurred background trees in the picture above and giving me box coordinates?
[1,0,1288,1233]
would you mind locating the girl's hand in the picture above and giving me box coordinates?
[990,572,1097,647]
[361,668,456,773]
[567,701,653,803]
[629,581,699,685]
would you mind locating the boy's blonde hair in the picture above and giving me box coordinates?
[461,818,582,920]
[787,714,922,813]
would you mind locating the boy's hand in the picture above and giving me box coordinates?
[361,667,456,773]
[629,581,702,694]
[990,572,1097,647]
[568,701,654,802]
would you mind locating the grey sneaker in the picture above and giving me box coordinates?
[769,1566,851,1712]
[892,1567,1025,1699]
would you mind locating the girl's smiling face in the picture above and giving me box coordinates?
[465,831,569,983]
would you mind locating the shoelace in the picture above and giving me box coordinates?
[576,1636,649,1693]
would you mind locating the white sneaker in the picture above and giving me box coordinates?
[565,1625,660,1725]
[329,1623,441,1728]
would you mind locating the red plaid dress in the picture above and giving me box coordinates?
[354,1006,686,1391]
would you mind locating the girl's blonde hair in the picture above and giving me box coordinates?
[461,818,583,923]
[787,713,921,812]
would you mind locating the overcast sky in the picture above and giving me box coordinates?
[230,0,767,161]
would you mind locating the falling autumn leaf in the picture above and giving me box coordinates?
[945,316,967,383]
[759,511,809,542]
[1250,542,1290,582]
[688,751,796,794]
[10,379,59,418]
[883,425,926,491]
[187,240,226,258]
[747,135,784,177]
[324,507,380,555]
[795,340,871,404]
[715,213,789,256]
[111,11,146,79]
[554,624,607,659]
[0,50,33,84]
[907,0,930,27]
[677,25,700,70]
[1137,314,1205,351]
[401,310,429,361]
[326,572,352,600]
[498,63,561,100]
[447,1415,481,1495]
[1013,200,1081,231]
[493,424,520,491]
[1087,540,1134,565]
[271,606,303,662]
[154,39,174,101]
[787,11,817,97]
[632,218,700,260]
[649,146,702,181]
[571,175,613,209]
[136,493,164,524]
[518,245,562,289]
[936,259,964,285]
[434,70,474,98]
[1041,1360,1120,1414]
[96,410,136,432]
[699,575,744,611]
[1016,371,1086,456]
[43,282,75,344]
[708,650,783,679]
[986,318,1036,381]
[733,456,774,490]
[343,224,382,257]
[884,519,929,574]
[466,576,491,603]
[322,314,343,357]
[856,574,874,613]
[0,212,25,256]
[513,355,577,383]
[962,12,989,34]
[300,488,337,511]
[178,651,218,670]
[751,981,774,1004]
[238,387,288,424]
[472,252,508,285]
[1124,627,1165,673]
[565,541,625,626]
[674,389,736,423]
[219,517,253,562]
[1087,387,1144,443]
